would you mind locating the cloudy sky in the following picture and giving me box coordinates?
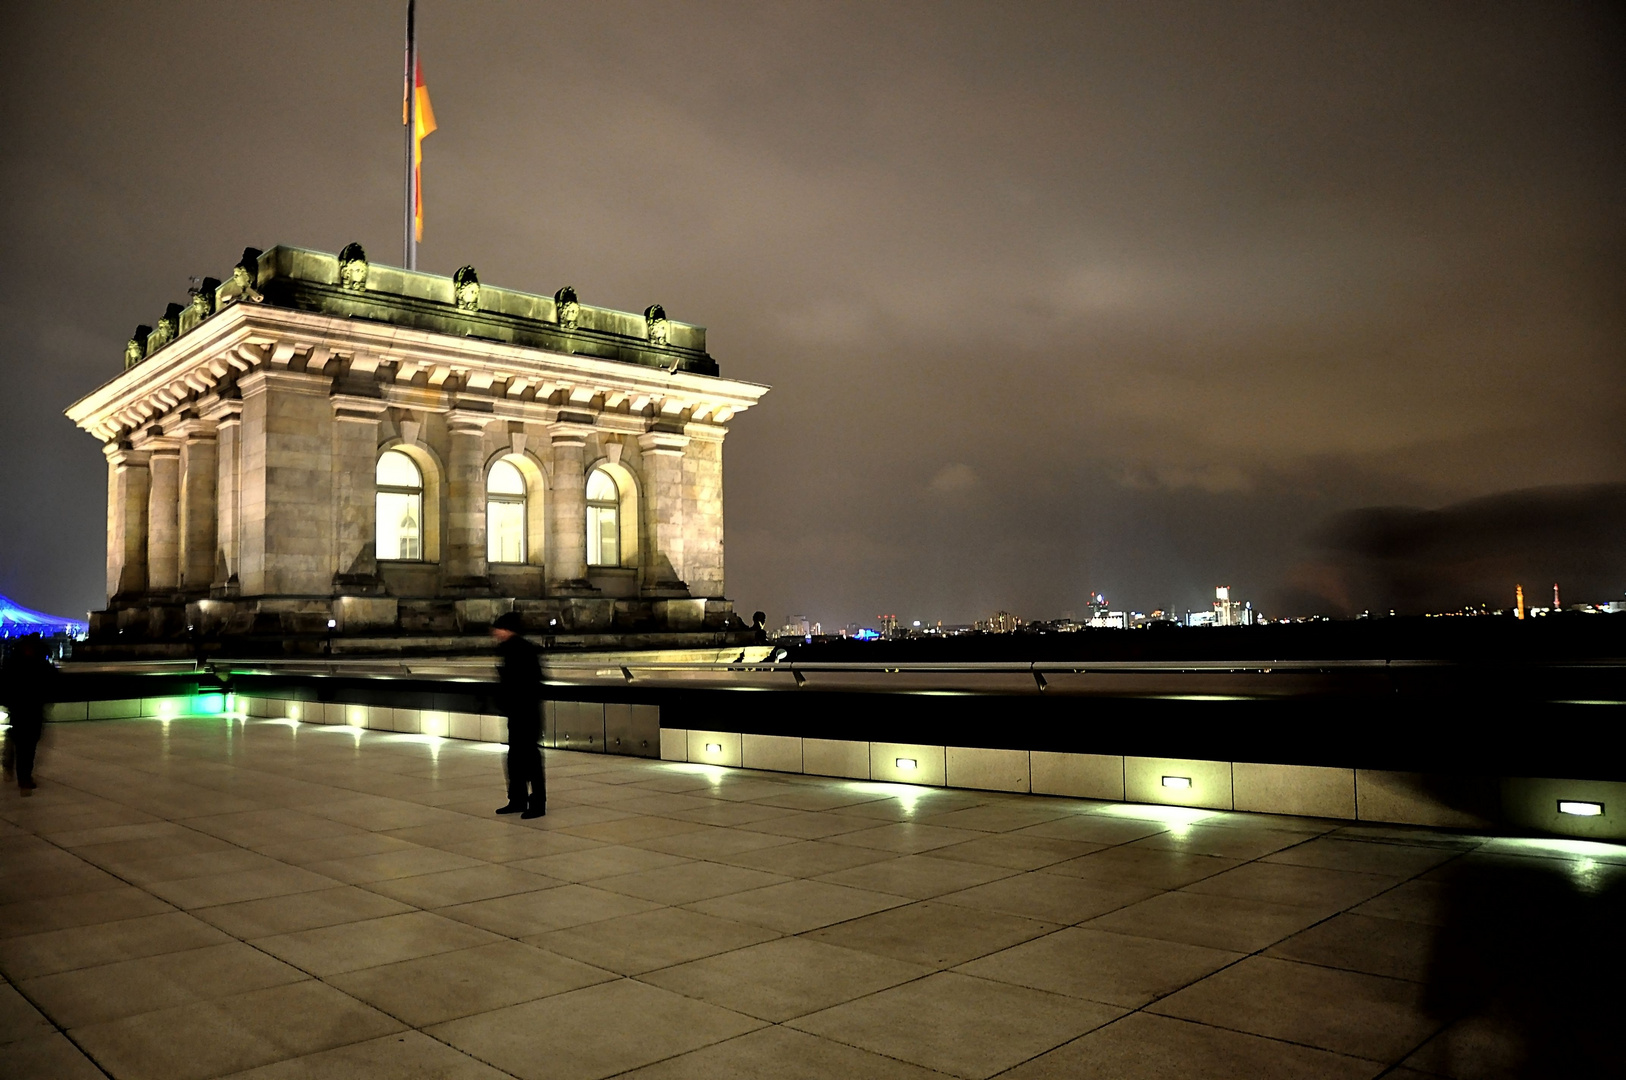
[2,1,1621,626]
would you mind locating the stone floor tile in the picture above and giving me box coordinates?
[0,981,54,1044]
[736,810,886,839]
[918,802,1077,833]
[928,832,1105,871]
[630,824,801,859]
[146,863,342,909]
[251,831,418,864]
[191,885,415,938]
[1041,845,1241,890]
[361,863,560,908]
[1265,912,1437,982]
[826,822,985,854]
[1182,861,1399,913]
[663,801,805,828]
[416,827,603,863]
[713,838,898,877]
[1011,814,1170,845]
[1129,824,1309,860]
[180,809,366,847]
[556,814,714,846]
[614,1024,955,1079]
[509,843,690,882]
[999,1011,1382,1079]
[1400,1011,1529,1079]
[593,861,789,905]
[790,970,1122,1079]
[640,936,931,1022]
[959,926,1242,1007]
[215,1030,514,1079]
[0,1031,109,1080]
[252,911,502,977]
[328,939,615,1026]
[816,853,1018,899]
[301,845,487,885]
[687,878,911,933]
[806,900,1059,968]
[1349,879,1454,926]
[1086,890,1328,952]
[69,978,403,1080]
[1263,837,1465,878]
[937,872,1153,925]
[1148,955,1441,1063]
[0,859,124,904]
[532,906,781,976]
[427,978,763,1080]
[23,941,308,1027]
[116,849,288,887]
[0,885,174,940]
[0,909,231,979]
[443,882,664,937]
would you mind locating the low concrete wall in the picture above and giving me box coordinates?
[660,726,1626,841]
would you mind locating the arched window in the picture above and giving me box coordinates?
[586,467,620,566]
[376,450,423,560]
[486,459,527,564]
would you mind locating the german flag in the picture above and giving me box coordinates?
[405,60,437,241]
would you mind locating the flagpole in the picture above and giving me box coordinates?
[403,0,417,270]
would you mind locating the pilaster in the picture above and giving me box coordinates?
[331,394,388,592]
[547,420,594,589]
[445,410,493,588]
[638,430,690,593]
[203,398,243,594]
[145,438,182,594]
[105,443,150,601]
[176,416,218,593]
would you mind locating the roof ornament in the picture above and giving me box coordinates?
[555,285,580,330]
[218,248,263,306]
[337,242,369,292]
[146,304,185,356]
[644,304,669,347]
[124,326,152,370]
[452,265,480,311]
[186,277,220,321]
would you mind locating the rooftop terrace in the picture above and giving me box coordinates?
[3,716,1620,1078]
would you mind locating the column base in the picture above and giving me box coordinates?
[548,579,602,597]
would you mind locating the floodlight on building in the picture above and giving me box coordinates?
[704,743,723,754]
[1162,776,1192,790]
[288,704,302,721]
[896,758,918,771]
[1558,800,1604,817]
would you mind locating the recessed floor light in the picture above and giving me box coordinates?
[1161,776,1192,789]
[704,743,723,753]
[896,758,917,770]
[1558,800,1604,817]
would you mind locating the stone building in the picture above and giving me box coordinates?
[65,244,769,654]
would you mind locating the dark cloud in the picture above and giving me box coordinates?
[1,1,1622,625]
[1282,483,1626,616]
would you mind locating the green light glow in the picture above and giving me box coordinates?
[195,694,226,715]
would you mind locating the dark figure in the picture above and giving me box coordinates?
[490,612,545,818]
[751,610,767,644]
[1,635,55,795]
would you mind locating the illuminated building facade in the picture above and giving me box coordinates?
[66,245,768,653]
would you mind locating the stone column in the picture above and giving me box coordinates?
[637,430,690,591]
[330,395,387,587]
[546,421,593,588]
[105,443,150,600]
[204,398,243,594]
[146,440,181,594]
[683,432,728,597]
[177,419,218,593]
[444,410,491,586]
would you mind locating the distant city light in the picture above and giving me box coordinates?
[1558,800,1604,817]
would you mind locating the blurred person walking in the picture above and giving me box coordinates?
[490,612,545,818]
[1,634,55,795]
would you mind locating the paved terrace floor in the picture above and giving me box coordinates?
[2,717,1621,1080]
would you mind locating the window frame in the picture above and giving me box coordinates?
[375,449,426,562]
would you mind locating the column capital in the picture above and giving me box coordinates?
[445,409,495,436]
[201,396,244,426]
[637,430,690,456]
[549,420,595,447]
[104,442,148,467]
[145,438,182,459]
[331,394,388,424]
[173,413,218,442]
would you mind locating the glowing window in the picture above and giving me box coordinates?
[376,450,423,560]
[486,459,527,564]
[586,467,620,567]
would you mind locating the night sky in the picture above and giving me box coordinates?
[2,1,1622,627]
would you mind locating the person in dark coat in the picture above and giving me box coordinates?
[490,612,545,818]
[1,635,54,796]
